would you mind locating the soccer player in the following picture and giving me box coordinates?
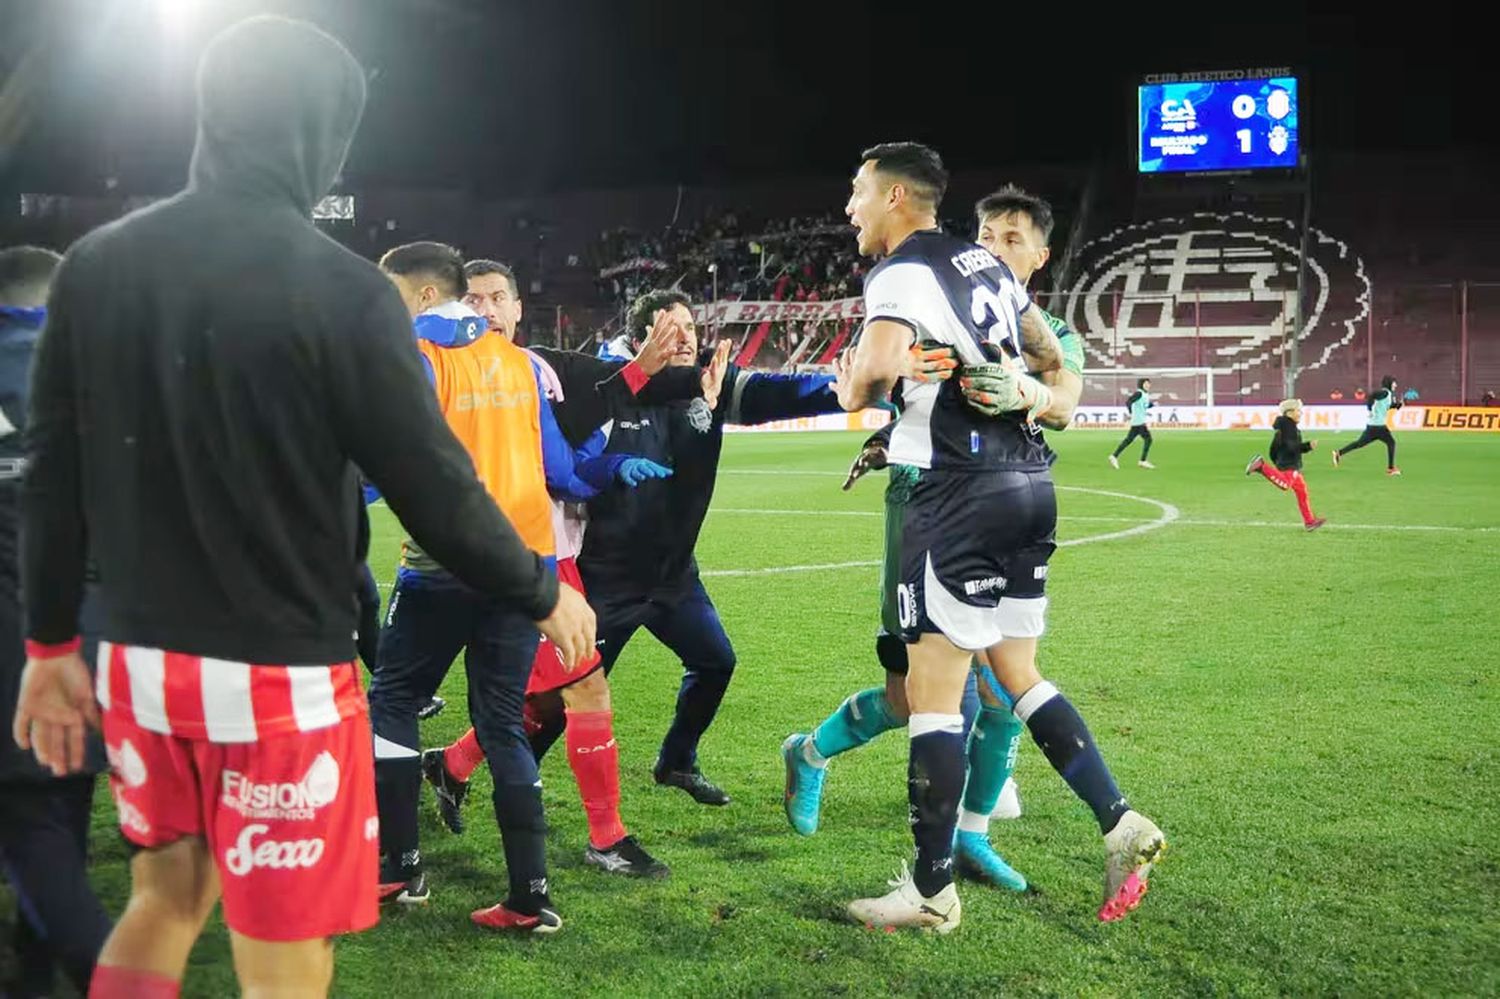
[1246,399,1327,531]
[369,242,620,930]
[1333,375,1403,475]
[1109,378,1156,468]
[0,246,111,997]
[14,17,590,998]
[510,289,844,808]
[784,186,1086,891]
[831,142,1163,931]
[421,259,705,879]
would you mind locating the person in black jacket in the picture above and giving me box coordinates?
[554,289,845,806]
[1245,398,1327,531]
[12,16,591,997]
[0,245,112,998]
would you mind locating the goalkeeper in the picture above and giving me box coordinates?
[783,221,1084,895]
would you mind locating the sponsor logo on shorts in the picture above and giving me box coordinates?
[963,575,1008,596]
[224,823,326,877]
[221,751,341,822]
[896,583,919,630]
[113,789,152,837]
[1034,565,1049,580]
[107,739,148,789]
[364,816,380,841]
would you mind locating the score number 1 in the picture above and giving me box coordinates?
[1233,94,1257,153]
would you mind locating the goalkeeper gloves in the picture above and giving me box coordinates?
[960,363,1054,423]
[842,440,889,491]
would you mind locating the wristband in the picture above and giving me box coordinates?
[26,636,81,659]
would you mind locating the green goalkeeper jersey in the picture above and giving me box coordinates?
[1037,307,1085,377]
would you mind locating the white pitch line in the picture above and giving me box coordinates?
[702,559,881,578]
[1174,518,1500,534]
[710,508,1151,524]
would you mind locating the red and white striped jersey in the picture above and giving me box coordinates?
[95,641,366,743]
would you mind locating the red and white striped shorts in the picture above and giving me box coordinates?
[97,641,378,941]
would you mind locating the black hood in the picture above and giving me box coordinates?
[188,16,366,214]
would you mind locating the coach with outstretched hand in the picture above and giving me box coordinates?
[12,15,589,999]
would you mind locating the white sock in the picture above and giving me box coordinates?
[956,806,990,835]
[908,713,964,738]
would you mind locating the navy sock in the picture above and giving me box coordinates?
[907,714,966,897]
[493,782,550,913]
[1016,682,1130,834]
[374,756,422,877]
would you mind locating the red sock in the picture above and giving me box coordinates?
[90,965,181,998]
[444,728,486,782]
[565,709,627,849]
[1289,472,1316,524]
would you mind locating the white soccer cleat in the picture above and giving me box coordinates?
[1108,454,1119,469]
[1138,460,1156,469]
[847,861,961,934]
[1100,810,1166,922]
[992,776,1022,820]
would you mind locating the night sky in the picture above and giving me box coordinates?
[0,0,1492,196]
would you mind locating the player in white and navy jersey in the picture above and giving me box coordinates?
[831,142,1165,931]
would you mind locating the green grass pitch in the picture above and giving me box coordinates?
[10,429,1500,996]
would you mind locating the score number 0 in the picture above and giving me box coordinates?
[1231,90,1291,154]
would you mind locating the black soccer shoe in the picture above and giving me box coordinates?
[417,695,446,721]
[584,835,671,878]
[652,761,731,806]
[421,748,470,835]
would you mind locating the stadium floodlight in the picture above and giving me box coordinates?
[156,0,200,33]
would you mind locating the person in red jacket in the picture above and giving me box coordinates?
[1245,399,1327,531]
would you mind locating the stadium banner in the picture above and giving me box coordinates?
[696,297,864,325]
[719,404,1494,434]
[723,408,891,434]
[1393,406,1500,431]
[1068,405,1372,430]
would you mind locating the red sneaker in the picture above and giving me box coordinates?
[471,901,562,934]
[1305,518,1327,532]
[1387,467,1402,476]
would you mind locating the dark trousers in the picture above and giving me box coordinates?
[534,574,736,773]
[0,777,110,997]
[1337,425,1397,467]
[368,571,541,877]
[1113,424,1153,459]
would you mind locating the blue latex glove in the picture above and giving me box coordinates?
[616,457,673,487]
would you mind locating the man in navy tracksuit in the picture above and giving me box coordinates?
[0,246,111,997]
[527,289,846,805]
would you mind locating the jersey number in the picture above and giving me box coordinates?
[970,286,1019,356]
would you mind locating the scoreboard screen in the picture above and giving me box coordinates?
[1138,76,1299,174]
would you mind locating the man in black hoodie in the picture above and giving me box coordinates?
[12,16,592,998]
[1245,398,1327,531]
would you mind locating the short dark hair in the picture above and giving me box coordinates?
[0,245,62,307]
[464,258,520,298]
[627,289,691,339]
[1138,377,1151,389]
[1381,374,1397,390]
[860,142,947,211]
[378,241,465,300]
[975,185,1055,243]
